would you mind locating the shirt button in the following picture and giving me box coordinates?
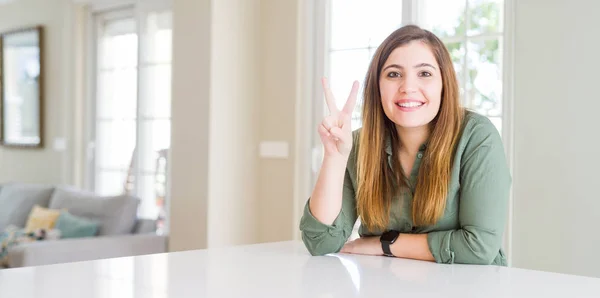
[417,153,423,159]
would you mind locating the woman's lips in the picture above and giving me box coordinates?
[395,99,425,112]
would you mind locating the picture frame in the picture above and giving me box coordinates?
[0,25,44,148]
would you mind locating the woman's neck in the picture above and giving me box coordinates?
[396,124,430,156]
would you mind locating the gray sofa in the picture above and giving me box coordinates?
[0,183,168,268]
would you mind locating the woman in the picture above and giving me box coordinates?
[299,25,511,265]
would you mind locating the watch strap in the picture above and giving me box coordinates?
[382,241,394,256]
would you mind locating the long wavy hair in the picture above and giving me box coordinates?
[356,25,465,231]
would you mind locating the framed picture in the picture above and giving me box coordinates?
[0,25,44,148]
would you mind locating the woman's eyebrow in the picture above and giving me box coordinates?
[414,63,437,70]
[382,63,437,71]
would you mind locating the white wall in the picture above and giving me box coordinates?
[0,0,79,185]
[169,0,211,251]
[170,0,262,250]
[257,0,298,243]
[207,0,260,247]
[170,0,299,249]
[512,0,600,278]
[172,0,302,247]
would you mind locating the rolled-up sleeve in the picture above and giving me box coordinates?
[299,168,357,256]
[428,121,511,265]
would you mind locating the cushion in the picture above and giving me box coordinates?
[55,211,99,239]
[48,188,139,236]
[24,205,61,232]
[0,184,55,231]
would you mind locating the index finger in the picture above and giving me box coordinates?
[342,80,360,115]
[321,77,339,114]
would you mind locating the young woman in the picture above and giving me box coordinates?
[299,25,511,265]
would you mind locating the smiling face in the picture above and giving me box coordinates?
[379,40,443,129]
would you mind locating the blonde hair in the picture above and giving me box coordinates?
[357,25,464,231]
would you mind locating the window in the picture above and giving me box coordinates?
[418,0,504,132]
[325,0,505,132]
[90,4,172,231]
[318,0,508,238]
[328,0,405,129]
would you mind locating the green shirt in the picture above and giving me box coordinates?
[299,111,511,265]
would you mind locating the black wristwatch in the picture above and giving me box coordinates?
[380,230,401,257]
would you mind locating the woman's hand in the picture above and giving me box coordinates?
[340,236,383,256]
[319,78,359,160]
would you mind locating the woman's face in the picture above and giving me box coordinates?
[379,41,442,129]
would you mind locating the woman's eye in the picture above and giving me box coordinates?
[419,71,432,77]
[387,71,401,78]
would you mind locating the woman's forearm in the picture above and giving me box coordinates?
[390,234,435,262]
[308,156,348,225]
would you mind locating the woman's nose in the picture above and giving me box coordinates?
[399,75,418,95]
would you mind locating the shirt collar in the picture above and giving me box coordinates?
[384,131,428,156]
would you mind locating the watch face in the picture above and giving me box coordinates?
[381,231,399,242]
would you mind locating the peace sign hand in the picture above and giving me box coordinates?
[318,78,359,160]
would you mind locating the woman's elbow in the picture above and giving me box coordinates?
[458,228,503,265]
[304,243,339,256]
[301,233,342,256]
[307,247,331,256]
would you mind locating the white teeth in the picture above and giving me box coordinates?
[397,102,424,108]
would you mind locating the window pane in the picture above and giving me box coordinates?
[95,13,139,198]
[95,170,128,196]
[445,41,466,101]
[137,9,172,222]
[419,0,466,38]
[99,18,137,69]
[137,173,160,218]
[488,116,502,135]
[467,38,502,117]
[467,0,503,36]
[141,11,172,64]
[96,120,136,170]
[97,68,138,119]
[139,64,171,118]
[330,0,403,49]
[329,49,370,128]
[139,119,170,172]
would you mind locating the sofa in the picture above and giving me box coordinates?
[0,183,168,268]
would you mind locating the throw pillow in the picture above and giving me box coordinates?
[24,205,61,232]
[55,211,99,239]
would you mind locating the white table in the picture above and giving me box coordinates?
[1,241,599,297]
